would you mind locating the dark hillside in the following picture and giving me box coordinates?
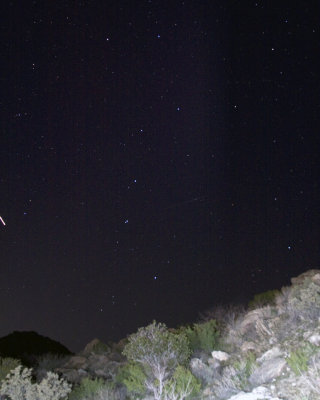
[0,331,73,366]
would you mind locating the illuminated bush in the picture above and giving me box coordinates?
[122,321,190,400]
[0,365,71,400]
[164,365,201,400]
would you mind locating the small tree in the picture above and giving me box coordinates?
[123,321,191,400]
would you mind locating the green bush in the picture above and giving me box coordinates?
[116,363,146,398]
[286,344,315,376]
[248,289,280,309]
[165,365,201,400]
[68,377,108,400]
[0,357,21,383]
[181,319,220,352]
[233,352,256,389]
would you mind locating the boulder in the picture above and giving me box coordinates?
[290,269,320,286]
[82,338,109,355]
[56,340,124,384]
[257,347,283,363]
[63,355,87,369]
[239,310,261,335]
[249,357,287,386]
[190,358,217,383]
[211,350,230,362]
[227,386,283,400]
[307,333,320,346]
[57,368,88,383]
[312,273,320,286]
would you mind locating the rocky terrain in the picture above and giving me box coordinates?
[2,269,320,399]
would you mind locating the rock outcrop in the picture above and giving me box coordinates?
[56,338,125,384]
[189,269,320,400]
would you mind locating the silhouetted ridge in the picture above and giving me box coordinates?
[0,331,73,366]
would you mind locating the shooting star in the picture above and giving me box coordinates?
[0,216,6,226]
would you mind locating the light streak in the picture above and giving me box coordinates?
[0,216,6,226]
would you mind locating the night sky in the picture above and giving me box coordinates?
[1,1,319,352]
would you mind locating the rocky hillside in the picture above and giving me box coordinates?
[2,269,320,400]
[56,270,320,399]
[189,269,320,399]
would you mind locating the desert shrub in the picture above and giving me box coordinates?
[82,385,125,400]
[0,357,21,383]
[190,357,219,385]
[123,321,190,400]
[233,352,256,388]
[299,358,320,397]
[212,365,243,399]
[35,354,70,382]
[164,366,201,400]
[35,371,72,400]
[286,279,320,326]
[180,320,220,353]
[0,365,71,400]
[287,349,308,375]
[213,353,256,398]
[200,304,246,324]
[116,362,146,399]
[68,377,108,400]
[286,343,316,376]
[248,289,280,309]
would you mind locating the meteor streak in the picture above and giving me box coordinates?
[0,216,6,226]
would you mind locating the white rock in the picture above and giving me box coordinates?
[227,386,283,400]
[211,350,230,362]
[257,347,282,363]
[307,334,320,346]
